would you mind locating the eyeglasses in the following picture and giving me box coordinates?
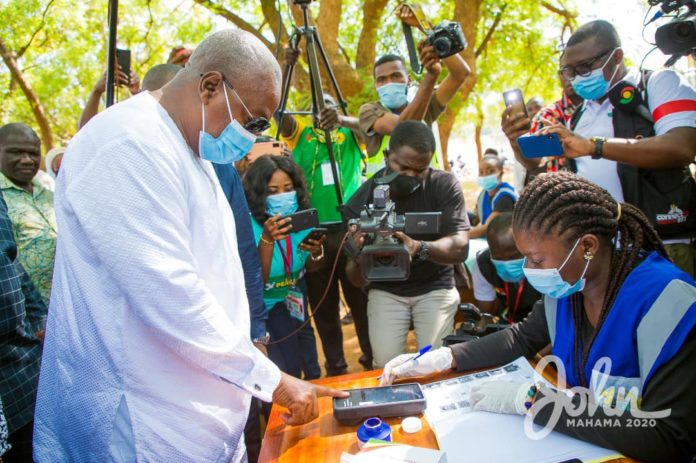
[219,75,271,135]
[559,48,616,80]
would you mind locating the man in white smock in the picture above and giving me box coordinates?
[33,29,346,462]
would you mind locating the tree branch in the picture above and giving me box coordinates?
[475,4,506,58]
[191,0,272,48]
[0,35,53,150]
[541,0,577,26]
[16,0,56,58]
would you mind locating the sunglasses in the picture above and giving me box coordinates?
[219,75,271,135]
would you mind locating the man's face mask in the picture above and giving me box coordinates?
[199,80,255,164]
[377,82,408,110]
[491,257,525,283]
[522,238,591,299]
[376,167,423,199]
[570,48,620,101]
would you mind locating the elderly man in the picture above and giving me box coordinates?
[33,29,346,462]
[0,124,57,305]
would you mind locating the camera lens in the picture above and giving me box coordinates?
[433,37,452,57]
[675,21,694,42]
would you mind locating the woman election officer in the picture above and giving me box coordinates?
[380,172,696,462]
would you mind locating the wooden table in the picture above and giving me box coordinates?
[258,364,635,463]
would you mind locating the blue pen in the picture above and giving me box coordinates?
[377,344,432,381]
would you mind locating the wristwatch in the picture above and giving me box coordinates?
[590,136,606,159]
[416,240,430,261]
[253,332,271,346]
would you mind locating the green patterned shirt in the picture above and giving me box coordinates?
[0,173,57,304]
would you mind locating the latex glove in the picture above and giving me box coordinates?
[470,381,532,415]
[379,347,454,386]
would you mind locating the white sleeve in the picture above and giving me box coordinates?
[647,69,696,135]
[64,136,280,402]
[471,257,497,302]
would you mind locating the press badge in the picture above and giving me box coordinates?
[286,286,305,321]
[321,162,335,186]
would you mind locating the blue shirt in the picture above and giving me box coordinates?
[213,164,267,340]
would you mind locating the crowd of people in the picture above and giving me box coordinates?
[0,11,694,463]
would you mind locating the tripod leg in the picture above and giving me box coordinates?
[313,29,349,116]
[275,32,302,139]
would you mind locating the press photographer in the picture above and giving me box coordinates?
[343,121,469,368]
[360,4,471,176]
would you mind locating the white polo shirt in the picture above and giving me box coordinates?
[572,68,696,204]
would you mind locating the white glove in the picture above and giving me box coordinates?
[470,381,533,415]
[379,347,454,386]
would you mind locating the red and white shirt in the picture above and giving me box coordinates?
[572,68,696,203]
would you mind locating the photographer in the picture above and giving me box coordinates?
[359,7,470,177]
[343,121,469,367]
[504,20,696,276]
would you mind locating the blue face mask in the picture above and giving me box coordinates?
[377,82,408,110]
[523,238,590,299]
[491,257,525,283]
[199,83,255,164]
[266,191,298,217]
[570,48,620,101]
[477,174,500,192]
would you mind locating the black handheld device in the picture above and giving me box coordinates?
[283,208,320,233]
[301,227,327,245]
[333,383,427,425]
[115,48,131,85]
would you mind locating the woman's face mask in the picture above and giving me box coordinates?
[266,190,298,217]
[522,238,591,299]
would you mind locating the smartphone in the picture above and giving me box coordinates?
[248,141,289,163]
[283,208,319,233]
[301,227,327,245]
[333,383,427,424]
[503,88,531,130]
[517,133,564,158]
[115,48,131,86]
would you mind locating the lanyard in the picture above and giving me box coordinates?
[276,237,293,281]
[504,280,525,324]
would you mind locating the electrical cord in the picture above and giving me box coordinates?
[266,232,350,345]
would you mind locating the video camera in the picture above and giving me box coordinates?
[650,0,696,65]
[442,304,508,347]
[349,185,441,282]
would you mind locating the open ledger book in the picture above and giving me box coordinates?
[421,357,624,463]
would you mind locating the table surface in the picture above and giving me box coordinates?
[258,361,636,463]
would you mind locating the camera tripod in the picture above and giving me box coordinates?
[276,1,351,207]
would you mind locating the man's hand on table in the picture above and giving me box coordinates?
[379,347,455,386]
[272,372,349,425]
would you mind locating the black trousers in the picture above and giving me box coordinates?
[244,399,262,463]
[306,228,372,374]
[4,421,33,463]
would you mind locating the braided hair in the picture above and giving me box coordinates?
[512,172,667,385]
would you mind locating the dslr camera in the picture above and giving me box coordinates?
[442,304,508,347]
[349,185,440,282]
[425,20,467,58]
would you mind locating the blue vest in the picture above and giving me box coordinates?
[476,182,517,224]
[544,252,696,409]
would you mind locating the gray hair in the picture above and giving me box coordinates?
[187,29,281,94]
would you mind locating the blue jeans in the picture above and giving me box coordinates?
[266,279,321,380]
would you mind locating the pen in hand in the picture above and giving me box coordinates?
[377,344,432,381]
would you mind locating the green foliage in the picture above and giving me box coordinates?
[0,0,212,146]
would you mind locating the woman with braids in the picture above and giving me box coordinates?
[243,155,324,381]
[380,172,696,462]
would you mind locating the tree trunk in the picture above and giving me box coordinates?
[0,36,53,151]
[355,0,390,70]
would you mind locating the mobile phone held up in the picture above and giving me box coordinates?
[517,133,564,159]
[282,208,319,233]
[301,227,327,245]
[115,48,131,86]
[503,88,531,131]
